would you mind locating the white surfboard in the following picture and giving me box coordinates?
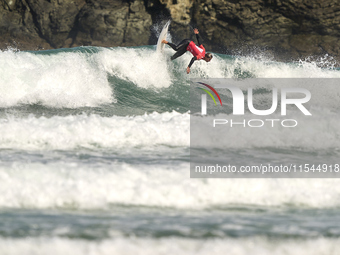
[156,20,171,53]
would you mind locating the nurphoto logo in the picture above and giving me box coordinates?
[196,80,312,128]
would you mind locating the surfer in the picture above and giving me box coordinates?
[162,28,212,74]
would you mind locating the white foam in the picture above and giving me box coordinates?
[0,108,339,150]
[0,111,189,150]
[98,47,173,88]
[0,49,113,108]
[233,56,340,78]
[1,161,340,209]
[1,237,340,255]
[176,53,340,78]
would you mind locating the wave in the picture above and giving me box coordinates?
[0,48,113,108]
[1,237,340,255]
[1,160,340,209]
[0,108,339,150]
[0,112,189,150]
[1,46,340,111]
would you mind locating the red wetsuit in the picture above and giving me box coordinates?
[186,41,206,60]
[167,34,205,68]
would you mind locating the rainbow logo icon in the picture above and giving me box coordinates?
[197,82,223,106]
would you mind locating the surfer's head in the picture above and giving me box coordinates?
[204,53,213,62]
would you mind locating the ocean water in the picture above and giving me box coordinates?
[0,45,340,254]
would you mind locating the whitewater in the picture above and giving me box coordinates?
[0,44,340,254]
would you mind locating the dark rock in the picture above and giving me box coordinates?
[190,0,340,61]
[125,0,153,46]
[74,0,130,46]
[72,0,152,47]
[25,0,86,47]
[0,0,339,62]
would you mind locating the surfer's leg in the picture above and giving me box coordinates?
[167,39,191,51]
[171,47,188,60]
[167,42,178,51]
[169,39,191,60]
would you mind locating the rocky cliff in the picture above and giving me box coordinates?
[0,0,339,61]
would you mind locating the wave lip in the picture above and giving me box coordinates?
[98,47,173,89]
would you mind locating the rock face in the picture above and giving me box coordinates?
[0,0,339,61]
[192,0,340,61]
[74,0,152,47]
[0,0,152,49]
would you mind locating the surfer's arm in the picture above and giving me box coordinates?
[195,34,202,46]
[187,57,197,74]
[193,28,202,46]
[188,57,197,68]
